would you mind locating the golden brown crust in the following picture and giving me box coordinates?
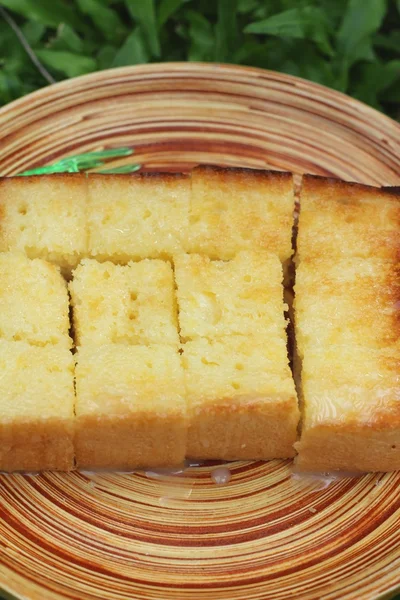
[87,172,190,186]
[302,174,400,201]
[188,396,299,460]
[298,175,400,262]
[295,258,400,351]
[295,426,400,472]
[75,412,186,470]
[188,166,294,261]
[0,173,88,186]
[193,164,293,182]
[0,418,74,472]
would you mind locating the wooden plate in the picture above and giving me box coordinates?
[0,63,400,600]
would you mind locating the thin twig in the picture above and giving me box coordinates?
[0,6,56,85]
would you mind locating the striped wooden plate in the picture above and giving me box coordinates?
[0,63,400,600]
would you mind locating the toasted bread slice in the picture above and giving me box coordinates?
[297,175,400,262]
[295,174,400,471]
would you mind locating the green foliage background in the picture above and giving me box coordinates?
[0,0,399,114]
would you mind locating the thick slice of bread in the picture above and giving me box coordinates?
[295,176,400,472]
[182,336,299,460]
[174,251,287,341]
[0,174,87,270]
[297,175,400,262]
[87,173,190,263]
[187,166,294,264]
[0,341,75,471]
[69,258,179,347]
[0,252,71,347]
[75,344,187,469]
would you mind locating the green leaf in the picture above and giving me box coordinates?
[158,0,188,28]
[48,24,84,53]
[215,0,238,62]
[97,45,118,70]
[385,78,400,102]
[186,11,215,61]
[0,71,21,105]
[35,50,97,78]
[336,0,386,63]
[244,7,334,56]
[75,0,126,42]
[238,0,260,13]
[111,28,149,67]
[21,21,45,45]
[374,31,400,53]
[125,0,160,56]
[352,59,400,107]
[0,0,81,30]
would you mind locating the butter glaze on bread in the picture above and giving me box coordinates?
[187,166,294,263]
[296,345,400,472]
[295,176,400,472]
[87,172,190,263]
[295,258,400,352]
[0,174,87,271]
[0,252,72,348]
[297,175,400,262]
[5,168,400,473]
[174,251,286,341]
[69,258,179,347]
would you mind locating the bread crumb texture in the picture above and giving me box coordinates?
[0,340,74,471]
[69,258,179,347]
[0,252,72,347]
[182,336,299,460]
[0,174,87,271]
[75,344,187,469]
[174,251,286,340]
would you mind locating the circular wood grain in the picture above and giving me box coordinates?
[0,63,399,600]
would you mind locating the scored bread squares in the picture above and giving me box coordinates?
[69,258,179,347]
[176,251,299,460]
[0,253,74,470]
[183,337,298,460]
[71,258,185,469]
[297,175,400,262]
[87,173,190,263]
[295,258,400,351]
[187,166,294,268]
[75,344,186,469]
[0,174,87,271]
[295,176,400,472]
[0,252,72,347]
[175,251,285,340]
[0,341,75,471]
